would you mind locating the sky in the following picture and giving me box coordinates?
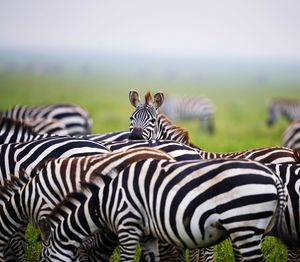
[0,0,300,61]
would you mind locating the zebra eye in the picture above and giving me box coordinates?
[150,118,156,123]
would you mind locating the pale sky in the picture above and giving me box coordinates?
[1,0,300,60]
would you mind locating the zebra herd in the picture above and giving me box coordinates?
[0,92,299,261]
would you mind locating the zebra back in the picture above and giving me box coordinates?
[0,136,110,184]
[102,139,203,161]
[0,117,54,144]
[195,146,300,164]
[1,103,92,135]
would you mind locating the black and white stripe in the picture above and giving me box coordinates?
[0,103,92,135]
[102,139,203,161]
[39,158,296,261]
[0,148,172,261]
[267,98,300,126]
[161,95,216,133]
[282,120,300,152]
[196,146,300,164]
[0,136,109,183]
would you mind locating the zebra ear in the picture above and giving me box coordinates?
[153,92,164,109]
[129,90,141,108]
[38,217,52,244]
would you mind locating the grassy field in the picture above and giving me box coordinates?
[1,71,299,261]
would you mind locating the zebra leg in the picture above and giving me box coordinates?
[78,232,118,261]
[287,248,300,262]
[230,232,265,262]
[198,247,214,262]
[157,242,180,261]
[3,230,27,262]
[140,238,160,262]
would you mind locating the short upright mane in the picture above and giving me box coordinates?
[145,92,153,105]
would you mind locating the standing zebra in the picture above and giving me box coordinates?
[0,148,172,261]
[266,98,300,126]
[39,158,297,261]
[282,120,300,152]
[0,103,92,135]
[160,95,216,134]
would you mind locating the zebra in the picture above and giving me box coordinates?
[160,94,216,134]
[0,117,55,144]
[22,117,70,136]
[0,136,109,184]
[282,120,300,152]
[0,103,92,135]
[0,148,172,261]
[102,139,203,161]
[128,90,189,143]
[39,158,298,261]
[195,145,300,164]
[266,98,300,126]
[0,116,131,145]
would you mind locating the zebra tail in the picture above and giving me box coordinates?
[275,179,300,249]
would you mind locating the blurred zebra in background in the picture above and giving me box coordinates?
[266,98,300,126]
[282,120,300,152]
[160,95,216,134]
[0,103,92,135]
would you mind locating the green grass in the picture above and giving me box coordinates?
[0,71,299,261]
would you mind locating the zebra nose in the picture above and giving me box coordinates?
[129,128,144,140]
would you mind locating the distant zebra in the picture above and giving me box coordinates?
[0,103,92,135]
[39,158,297,261]
[128,90,189,143]
[267,98,300,126]
[0,148,172,261]
[282,120,300,152]
[160,95,216,133]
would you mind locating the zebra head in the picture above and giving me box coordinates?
[128,90,164,140]
[267,101,280,126]
[38,217,81,262]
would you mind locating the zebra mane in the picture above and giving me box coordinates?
[145,91,153,105]
[0,172,29,200]
[293,149,300,162]
[157,110,191,144]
